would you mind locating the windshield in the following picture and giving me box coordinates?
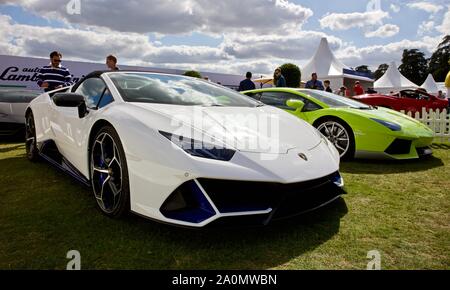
[299,89,371,109]
[109,73,259,107]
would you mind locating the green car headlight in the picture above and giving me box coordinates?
[371,118,401,131]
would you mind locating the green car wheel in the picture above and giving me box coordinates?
[315,117,355,160]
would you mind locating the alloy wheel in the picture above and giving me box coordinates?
[91,132,123,214]
[317,121,350,157]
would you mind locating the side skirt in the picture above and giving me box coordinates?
[38,140,91,187]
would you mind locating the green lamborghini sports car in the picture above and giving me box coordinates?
[242,88,434,160]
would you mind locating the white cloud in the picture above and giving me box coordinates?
[390,4,400,13]
[418,21,435,35]
[0,14,227,64]
[0,0,313,36]
[0,14,305,75]
[407,2,443,14]
[336,36,442,68]
[319,10,389,30]
[221,31,344,60]
[437,6,450,34]
[365,24,400,38]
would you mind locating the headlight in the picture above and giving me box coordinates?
[371,118,401,131]
[159,131,236,161]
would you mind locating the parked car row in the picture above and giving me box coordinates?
[0,73,438,227]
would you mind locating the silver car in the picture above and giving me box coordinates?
[0,88,41,136]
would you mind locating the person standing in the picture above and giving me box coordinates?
[324,80,332,93]
[353,81,364,96]
[106,55,120,71]
[305,73,324,90]
[238,72,256,91]
[335,86,348,96]
[37,51,72,92]
[273,67,286,87]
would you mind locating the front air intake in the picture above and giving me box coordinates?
[385,139,412,155]
[160,180,215,223]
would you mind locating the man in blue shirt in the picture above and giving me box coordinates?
[238,72,256,91]
[305,73,324,90]
[37,51,72,92]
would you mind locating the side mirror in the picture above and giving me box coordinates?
[53,93,88,118]
[286,99,305,112]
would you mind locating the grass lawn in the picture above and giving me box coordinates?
[0,140,449,270]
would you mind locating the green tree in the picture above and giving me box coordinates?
[428,35,450,82]
[280,63,301,88]
[355,65,372,74]
[399,49,428,85]
[373,63,389,81]
[183,70,202,78]
[355,65,373,79]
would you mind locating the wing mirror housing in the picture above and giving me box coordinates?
[53,93,88,118]
[286,99,305,112]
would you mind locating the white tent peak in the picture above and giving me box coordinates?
[374,61,418,92]
[301,37,350,81]
[421,74,439,94]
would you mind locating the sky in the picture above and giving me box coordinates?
[0,0,448,76]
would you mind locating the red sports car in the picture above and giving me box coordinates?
[352,89,448,114]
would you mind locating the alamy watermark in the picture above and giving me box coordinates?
[66,250,81,270]
[367,250,381,270]
[168,107,282,160]
[66,0,81,15]
[366,0,381,12]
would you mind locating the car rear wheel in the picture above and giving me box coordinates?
[90,126,130,217]
[316,119,355,160]
[25,111,40,162]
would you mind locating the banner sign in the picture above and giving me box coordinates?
[343,68,373,79]
[0,55,242,90]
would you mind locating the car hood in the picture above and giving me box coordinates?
[129,103,322,154]
[341,106,433,134]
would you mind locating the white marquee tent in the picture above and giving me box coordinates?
[421,74,439,94]
[301,37,374,94]
[374,61,418,94]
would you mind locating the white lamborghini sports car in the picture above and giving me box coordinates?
[25,71,345,227]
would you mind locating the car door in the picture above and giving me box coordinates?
[259,91,321,122]
[52,77,113,171]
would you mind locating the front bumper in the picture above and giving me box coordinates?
[159,171,346,227]
[355,136,434,160]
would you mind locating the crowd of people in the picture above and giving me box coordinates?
[237,67,375,97]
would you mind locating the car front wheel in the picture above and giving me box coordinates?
[316,118,355,160]
[90,126,130,217]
